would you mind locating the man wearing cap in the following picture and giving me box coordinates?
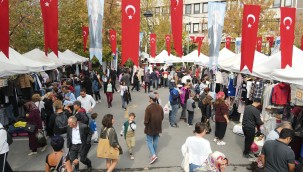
[242,98,264,158]
[144,93,164,164]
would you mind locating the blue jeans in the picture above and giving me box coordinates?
[169,104,179,125]
[146,134,159,156]
[121,96,126,108]
[75,85,81,98]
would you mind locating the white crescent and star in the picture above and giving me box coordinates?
[125,5,136,20]
[247,14,256,28]
[258,40,261,45]
[0,0,4,4]
[166,36,170,42]
[45,1,50,7]
[83,31,87,36]
[111,35,116,40]
[174,0,179,9]
[283,17,293,30]
[151,38,156,44]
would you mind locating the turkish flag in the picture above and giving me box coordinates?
[165,35,171,56]
[109,30,117,55]
[121,0,140,66]
[150,34,156,58]
[266,36,274,48]
[256,37,262,52]
[301,35,303,50]
[280,7,296,68]
[171,0,183,57]
[0,0,9,58]
[196,36,204,57]
[82,26,89,52]
[190,36,196,43]
[225,37,231,50]
[240,5,261,73]
[40,0,58,57]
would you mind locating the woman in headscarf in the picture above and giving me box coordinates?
[24,101,47,155]
[213,91,229,146]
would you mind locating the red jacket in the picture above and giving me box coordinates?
[272,83,291,105]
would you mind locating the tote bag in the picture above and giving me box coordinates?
[96,128,119,159]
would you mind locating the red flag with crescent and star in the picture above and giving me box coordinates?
[240,5,261,73]
[0,0,9,58]
[165,35,171,56]
[196,36,204,57]
[301,35,303,50]
[266,36,274,48]
[280,7,296,68]
[171,0,183,57]
[150,34,156,58]
[109,30,117,55]
[40,0,58,57]
[225,37,231,50]
[190,36,196,43]
[256,37,262,52]
[121,0,140,66]
[82,26,89,52]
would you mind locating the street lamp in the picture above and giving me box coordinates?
[144,10,154,60]
[187,22,191,55]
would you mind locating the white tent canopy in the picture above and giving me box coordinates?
[148,50,182,63]
[23,48,57,70]
[270,46,303,85]
[182,50,209,64]
[0,51,29,77]
[48,51,75,66]
[63,50,88,63]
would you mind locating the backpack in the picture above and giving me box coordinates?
[76,109,89,125]
[123,90,130,104]
[55,112,68,132]
[0,128,13,145]
[194,84,200,94]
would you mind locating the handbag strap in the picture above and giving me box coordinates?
[102,127,112,139]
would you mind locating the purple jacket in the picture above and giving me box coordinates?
[180,87,190,105]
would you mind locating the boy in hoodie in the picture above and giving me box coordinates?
[120,113,137,160]
[169,80,181,128]
[73,101,89,125]
[186,93,196,127]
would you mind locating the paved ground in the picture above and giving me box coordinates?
[8,87,252,172]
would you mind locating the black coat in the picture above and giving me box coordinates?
[104,82,115,93]
[67,122,92,149]
[81,79,93,95]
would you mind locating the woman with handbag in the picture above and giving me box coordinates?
[24,101,47,155]
[201,95,213,134]
[213,92,229,146]
[45,136,73,172]
[99,114,123,172]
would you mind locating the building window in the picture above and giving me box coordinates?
[194,3,200,14]
[162,7,170,14]
[202,23,208,32]
[273,0,281,7]
[284,0,292,6]
[186,23,191,33]
[185,4,192,14]
[155,7,160,14]
[202,3,208,13]
[193,23,199,33]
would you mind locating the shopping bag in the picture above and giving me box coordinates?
[92,131,98,141]
[163,104,169,115]
[36,130,47,146]
[96,128,119,159]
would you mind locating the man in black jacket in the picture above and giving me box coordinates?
[67,116,92,172]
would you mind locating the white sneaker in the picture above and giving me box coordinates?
[28,152,37,156]
[217,141,226,146]
[41,145,47,152]
[213,138,218,142]
[99,100,102,103]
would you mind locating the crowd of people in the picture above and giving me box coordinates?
[0,64,302,172]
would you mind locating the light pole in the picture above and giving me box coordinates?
[187,22,191,55]
[144,10,153,60]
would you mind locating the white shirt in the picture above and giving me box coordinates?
[184,136,212,165]
[77,94,96,113]
[120,85,128,96]
[0,123,9,154]
[266,129,279,142]
[181,75,192,84]
[72,124,82,145]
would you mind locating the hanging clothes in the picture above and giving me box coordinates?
[290,84,303,106]
[221,72,229,87]
[272,82,291,106]
[250,79,264,100]
[227,74,236,97]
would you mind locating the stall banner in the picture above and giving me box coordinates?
[280,7,296,68]
[235,37,242,54]
[271,36,280,55]
[225,36,231,50]
[82,26,89,52]
[208,2,226,68]
[196,36,204,57]
[170,0,183,57]
[109,30,117,55]
[122,0,140,66]
[240,5,261,73]
[87,0,104,63]
[0,0,9,58]
[150,34,156,58]
[256,37,262,52]
[165,35,171,56]
[40,0,58,57]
